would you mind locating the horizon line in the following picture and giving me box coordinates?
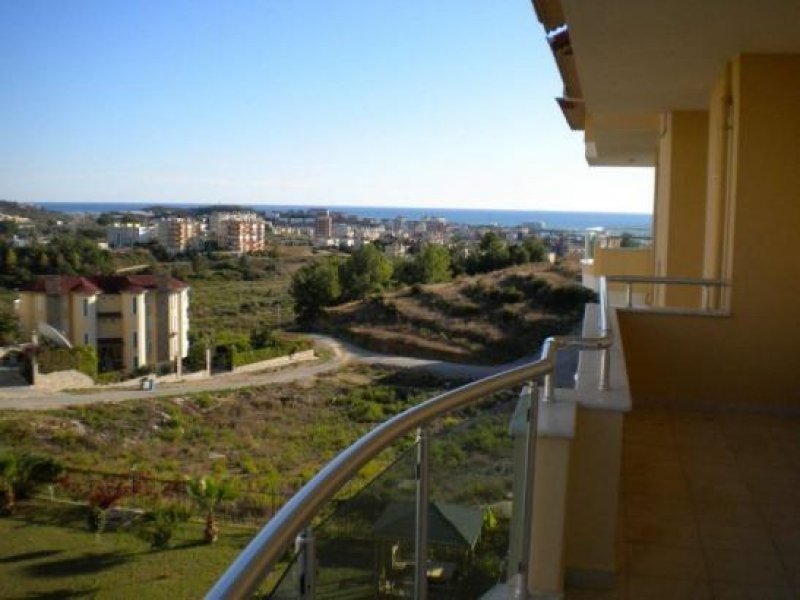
[30,200,652,216]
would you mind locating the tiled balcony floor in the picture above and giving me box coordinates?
[567,408,800,599]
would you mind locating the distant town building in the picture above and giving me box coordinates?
[209,212,267,253]
[106,223,155,249]
[156,217,200,255]
[17,275,190,373]
[314,211,333,239]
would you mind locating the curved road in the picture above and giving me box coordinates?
[0,335,576,411]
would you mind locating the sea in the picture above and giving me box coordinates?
[36,202,652,233]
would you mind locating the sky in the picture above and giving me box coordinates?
[0,1,654,213]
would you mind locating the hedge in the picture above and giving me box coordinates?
[38,346,98,379]
[231,338,312,368]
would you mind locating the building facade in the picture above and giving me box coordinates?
[17,275,190,373]
[156,217,200,255]
[209,212,267,253]
[106,223,155,249]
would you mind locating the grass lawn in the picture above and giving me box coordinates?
[0,501,264,599]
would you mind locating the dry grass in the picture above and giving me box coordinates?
[320,262,592,364]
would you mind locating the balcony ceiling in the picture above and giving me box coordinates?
[554,0,800,166]
[561,0,800,113]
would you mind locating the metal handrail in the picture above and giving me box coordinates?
[605,275,726,310]
[206,277,613,600]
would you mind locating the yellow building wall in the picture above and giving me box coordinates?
[586,246,653,305]
[619,54,800,409]
[652,111,708,308]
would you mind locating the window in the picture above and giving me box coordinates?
[133,331,138,347]
[83,298,88,317]
[133,356,139,369]
[84,333,89,345]
[132,298,137,314]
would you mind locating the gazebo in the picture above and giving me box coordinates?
[372,501,484,598]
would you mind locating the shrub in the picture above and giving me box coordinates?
[141,503,191,549]
[38,345,98,379]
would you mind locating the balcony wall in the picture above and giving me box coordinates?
[582,246,652,306]
[618,309,800,411]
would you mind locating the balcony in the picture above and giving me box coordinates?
[204,273,800,599]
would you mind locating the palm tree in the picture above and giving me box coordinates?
[0,453,19,514]
[0,452,62,515]
[186,476,239,543]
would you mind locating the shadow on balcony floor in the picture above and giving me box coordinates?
[566,407,800,599]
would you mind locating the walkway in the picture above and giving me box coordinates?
[0,335,578,411]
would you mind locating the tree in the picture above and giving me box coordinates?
[0,452,63,515]
[290,259,342,322]
[3,247,17,272]
[416,244,452,283]
[522,236,546,262]
[340,244,393,300]
[509,244,530,265]
[186,476,239,543]
[477,232,511,273]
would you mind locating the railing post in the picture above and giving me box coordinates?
[295,527,316,599]
[702,284,711,311]
[543,372,555,402]
[414,427,429,600]
[515,382,539,599]
[599,347,611,391]
[626,282,633,308]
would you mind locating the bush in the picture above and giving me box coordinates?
[38,345,98,379]
[231,337,312,368]
[95,370,123,385]
[141,503,192,549]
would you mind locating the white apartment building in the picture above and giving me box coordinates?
[106,223,155,248]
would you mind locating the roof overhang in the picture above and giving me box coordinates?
[534,0,800,165]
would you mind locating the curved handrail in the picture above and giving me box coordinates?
[206,277,613,599]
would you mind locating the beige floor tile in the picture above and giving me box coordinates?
[745,473,800,507]
[761,503,800,534]
[696,520,773,551]
[779,548,800,588]
[692,498,763,527]
[624,493,694,520]
[564,587,624,600]
[678,443,737,466]
[627,543,707,580]
[627,576,711,599]
[626,513,700,547]
[704,546,788,585]
[711,582,795,599]
[623,467,689,497]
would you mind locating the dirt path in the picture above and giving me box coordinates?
[0,335,576,411]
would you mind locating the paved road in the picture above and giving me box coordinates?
[0,335,577,411]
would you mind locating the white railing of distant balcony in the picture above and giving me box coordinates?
[605,275,729,315]
[205,278,615,600]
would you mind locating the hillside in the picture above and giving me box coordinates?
[318,262,596,364]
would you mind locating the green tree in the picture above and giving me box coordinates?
[0,452,63,515]
[522,236,546,262]
[340,244,393,300]
[186,476,239,543]
[477,232,510,272]
[290,259,342,322]
[3,247,17,272]
[509,244,530,265]
[416,244,452,283]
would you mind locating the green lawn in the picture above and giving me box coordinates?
[0,501,264,599]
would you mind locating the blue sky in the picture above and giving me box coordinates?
[0,1,653,212]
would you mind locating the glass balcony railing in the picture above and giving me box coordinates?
[207,278,614,600]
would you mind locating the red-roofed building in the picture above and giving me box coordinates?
[17,275,190,373]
